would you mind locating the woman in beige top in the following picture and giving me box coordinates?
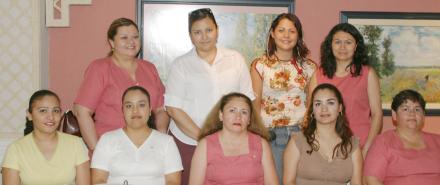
[283,83,362,185]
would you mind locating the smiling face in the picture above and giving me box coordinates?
[109,25,140,58]
[190,17,218,54]
[271,18,298,54]
[312,89,342,126]
[27,95,62,135]
[219,97,251,133]
[331,31,357,63]
[393,100,425,131]
[122,90,151,129]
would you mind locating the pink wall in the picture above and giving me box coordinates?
[49,0,440,133]
[49,0,136,109]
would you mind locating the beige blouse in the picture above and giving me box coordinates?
[293,132,359,185]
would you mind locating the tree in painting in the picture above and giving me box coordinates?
[380,36,395,77]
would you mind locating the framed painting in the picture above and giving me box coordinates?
[341,11,440,116]
[137,0,293,81]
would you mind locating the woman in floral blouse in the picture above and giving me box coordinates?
[250,13,316,183]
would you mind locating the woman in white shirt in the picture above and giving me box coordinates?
[92,86,182,185]
[165,8,254,185]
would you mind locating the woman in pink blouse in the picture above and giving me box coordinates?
[364,89,440,185]
[309,23,383,157]
[189,92,278,185]
[74,18,168,151]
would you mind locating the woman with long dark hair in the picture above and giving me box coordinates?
[284,83,362,185]
[309,23,382,156]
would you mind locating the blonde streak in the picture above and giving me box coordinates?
[198,102,222,140]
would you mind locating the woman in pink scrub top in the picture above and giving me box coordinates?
[364,90,440,185]
[74,18,168,151]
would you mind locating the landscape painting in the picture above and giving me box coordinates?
[342,12,440,115]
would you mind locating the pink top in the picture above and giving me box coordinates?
[74,57,165,136]
[205,132,264,185]
[316,66,370,145]
[364,130,440,185]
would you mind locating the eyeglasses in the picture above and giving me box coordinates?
[188,8,213,17]
[398,106,424,114]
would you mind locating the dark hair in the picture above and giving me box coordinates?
[267,13,309,63]
[303,83,353,159]
[107,17,139,56]
[122,86,155,129]
[198,92,270,140]
[320,23,369,78]
[391,89,426,112]
[188,8,218,33]
[24,90,61,135]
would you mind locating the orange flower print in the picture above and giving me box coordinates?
[293,96,301,106]
[272,117,290,126]
[263,97,285,115]
[270,69,291,89]
[294,75,306,89]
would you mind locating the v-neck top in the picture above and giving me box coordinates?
[75,57,165,137]
[364,130,440,185]
[293,132,359,185]
[204,132,264,185]
[91,129,183,185]
[2,132,89,185]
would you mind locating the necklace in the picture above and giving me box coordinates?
[274,54,303,75]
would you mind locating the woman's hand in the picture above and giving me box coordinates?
[154,108,170,133]
[166,106,201,140]
[91,168,109,184]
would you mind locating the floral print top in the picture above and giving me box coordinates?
[253,55,316,127]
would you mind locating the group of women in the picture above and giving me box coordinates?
[2,7,440,185]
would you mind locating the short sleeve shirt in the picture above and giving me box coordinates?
[2,132,89,185]
[74,57,165,136]
[364,130,440,185]
[253,55,315,127]
[91,129,183,185]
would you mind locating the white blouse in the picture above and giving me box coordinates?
[91,129,183,185]
[165,47,254,145]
